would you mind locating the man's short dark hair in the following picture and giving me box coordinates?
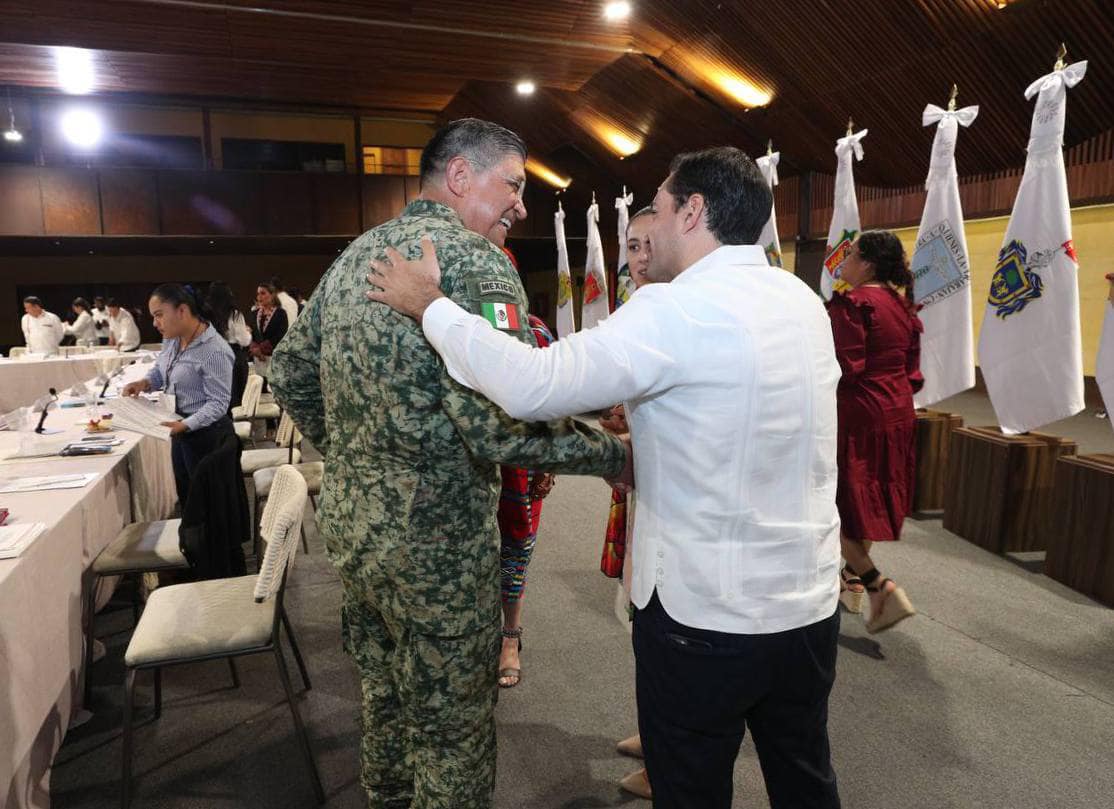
[106,298,119,308]
[667,147,772,245]
[23,296,42,307]
[420,118,528,187]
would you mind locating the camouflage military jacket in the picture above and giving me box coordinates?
[270,199,626,636]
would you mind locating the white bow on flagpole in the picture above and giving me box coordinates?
[614,188,636,307]
[756,149,782,268]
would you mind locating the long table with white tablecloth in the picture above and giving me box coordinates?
[0,363,175,808]
[0,353,142,413]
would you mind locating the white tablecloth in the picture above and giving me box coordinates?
[0,363,175,808]
[0,353,139,413]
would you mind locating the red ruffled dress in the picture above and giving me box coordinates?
[827,286,924,541]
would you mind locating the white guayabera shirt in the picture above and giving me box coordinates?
[423,244,842,635]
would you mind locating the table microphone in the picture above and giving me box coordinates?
[34,388,59,434]
[100,360,137,398]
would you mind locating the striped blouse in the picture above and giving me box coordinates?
[144,323,234,431]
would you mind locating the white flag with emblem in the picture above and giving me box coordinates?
[581,200,610,330]
[821,128,867,300]
[756,151,782,268]
[977,61,1087,434]
[554,204,576,339]
[913,102,979,407]
[614,189,636,307]
[1095,277,1114,430]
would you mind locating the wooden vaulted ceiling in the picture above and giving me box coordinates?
[0,0,1112,203]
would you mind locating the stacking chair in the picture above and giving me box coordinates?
[120,466,324,808]
[241,411,302,477]
[8,346,27,358]
[231,374,264,445]
[252,456,322,560]
[85,435,242,704]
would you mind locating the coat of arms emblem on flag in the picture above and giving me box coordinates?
[824,229,857,280]
[557,271,572,308]
[912,220,968,306]
[988,239,1043,319]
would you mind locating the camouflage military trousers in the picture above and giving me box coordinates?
[339,569,502,809]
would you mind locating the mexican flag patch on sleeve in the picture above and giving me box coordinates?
[481,301,521,331]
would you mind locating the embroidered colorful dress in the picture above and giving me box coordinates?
[498,314,555,601]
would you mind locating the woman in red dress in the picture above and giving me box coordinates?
[827,230,922,634]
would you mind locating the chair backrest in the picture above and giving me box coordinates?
[275,410,303,455]
[239,373,264,416]
[8,347,27,359]
[254,465,308,603]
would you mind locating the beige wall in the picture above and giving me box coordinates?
[359,118,436,148]
[892,202,1114,376]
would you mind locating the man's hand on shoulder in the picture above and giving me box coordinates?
[366,235,446,321]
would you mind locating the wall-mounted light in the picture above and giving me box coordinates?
[526,158,571,189]
[61,108,104,149]
[516,80,536,96]
[55,47,95,95]
[3,89,21,142]
[603,1,632,21]
[572,109,643,158]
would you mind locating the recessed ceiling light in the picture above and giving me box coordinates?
[604,1,632,21]
[3,128,21,143]
[516,80,536,96]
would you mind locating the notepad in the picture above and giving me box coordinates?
[0,473,98,494]
[0,522,47,559]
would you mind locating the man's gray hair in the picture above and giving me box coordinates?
[419,118,528,186]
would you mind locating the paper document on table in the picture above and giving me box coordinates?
[0,522,47,559]
[0,473,98,494]
[1,437,71,461]
[111,397,173,441]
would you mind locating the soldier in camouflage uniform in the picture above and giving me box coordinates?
[270,119,628,809]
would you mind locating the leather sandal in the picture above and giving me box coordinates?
[616,734,643,759]
[860,568,916,634]
[498,626,523,689]
[619,768,652,800]
[839,565,865,614]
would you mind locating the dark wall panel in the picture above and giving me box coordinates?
[0,167,44,236]
[262,173,313,235]
[313,174,360,235]
[362,175,407,230]
[159,171,262,235]
[100,169,159,235]
[40,168,100,235]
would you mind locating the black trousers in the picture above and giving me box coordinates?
[633,592,841,809]
[170,416,233,508]
[230,345,249,410]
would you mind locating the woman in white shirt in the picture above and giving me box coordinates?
[206,281,253,409]
[63,298,98,346]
